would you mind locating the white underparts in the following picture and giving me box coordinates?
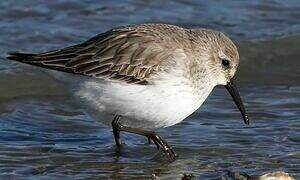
[74,72,214,129]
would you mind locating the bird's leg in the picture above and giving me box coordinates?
[112,115,122,151]
[111,115,177,161]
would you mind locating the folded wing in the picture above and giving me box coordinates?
[7,27,178,84]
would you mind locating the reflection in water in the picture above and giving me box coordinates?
[0,0,299,179]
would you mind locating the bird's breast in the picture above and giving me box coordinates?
[74,77,214,129]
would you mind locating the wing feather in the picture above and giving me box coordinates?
[7,24,187,84]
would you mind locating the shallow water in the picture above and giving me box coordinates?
[0,0,299,179]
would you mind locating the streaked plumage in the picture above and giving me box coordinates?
[7,23,249,160]
[8,24,238,85]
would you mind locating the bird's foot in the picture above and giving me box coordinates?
[147,133,177,161]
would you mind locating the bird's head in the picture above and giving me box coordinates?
[192,29,250,125]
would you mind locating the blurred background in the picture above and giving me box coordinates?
[0,0,299,179]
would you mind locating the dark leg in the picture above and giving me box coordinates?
[111,115,177,161]
[112,115,122,151]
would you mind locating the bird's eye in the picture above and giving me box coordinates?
[221,59,230,68]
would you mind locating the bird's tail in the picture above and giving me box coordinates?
[6,48,78,73]
[7,52,38,62]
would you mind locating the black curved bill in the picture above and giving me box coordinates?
[225,78,250,125]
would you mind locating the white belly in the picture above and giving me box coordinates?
[72,79,213,129]
[47,69,214,129]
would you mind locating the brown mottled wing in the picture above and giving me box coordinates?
[7,28,176,84]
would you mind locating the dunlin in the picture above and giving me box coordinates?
[7,23,249,161]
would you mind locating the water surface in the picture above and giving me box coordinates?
[0,0,299,179]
